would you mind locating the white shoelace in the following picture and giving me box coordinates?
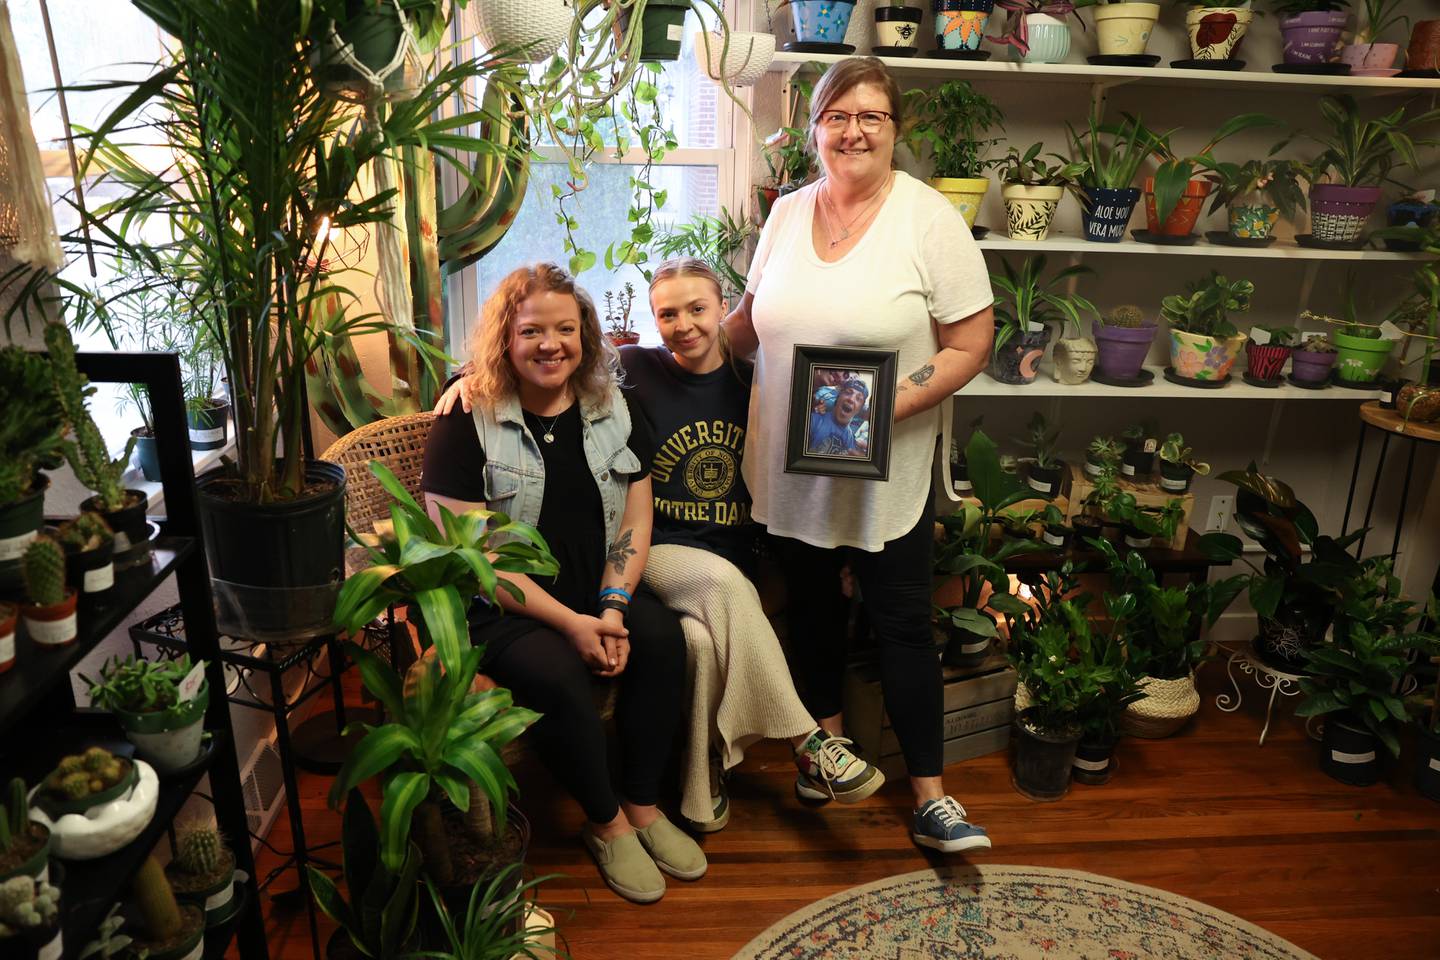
[812,735,860,785]
[927,796,970,830]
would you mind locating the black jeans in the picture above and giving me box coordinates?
[474,584,686,823]
[773,502,942,778]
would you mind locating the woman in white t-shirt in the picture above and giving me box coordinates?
[725,57,996,853]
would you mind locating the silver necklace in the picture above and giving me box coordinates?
[819,174,890,247]
[536,410,563,444]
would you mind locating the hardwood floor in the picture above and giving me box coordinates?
[250,664,1440,960]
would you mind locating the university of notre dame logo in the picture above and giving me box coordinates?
[685,446,736,501]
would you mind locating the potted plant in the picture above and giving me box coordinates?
[19,537,76,649]
[183,325,229,454]
[0,779,49,884]
[1085,435,1124,479]
[1075,445,1122,541]
[1065,109,1151,242]
[1243,324,1300,384]
[1107,492,1184,548]
[1161,271,1254,384]
[1141,112,1280,237]
[784,0,859,48]
[1092,304,1158,381]
[603,283,640,347]
[758,124,813,218]
[1305,302,1398,385]
[992,0,1089,63]
[1205,155,1307,241]
[415,865,561,960]
[1197,465,1365,671]
[1072,593,1145,784]
[165,822,239,928]
[83,655,210,774]
[998,143,1084,242]
[127,855,206,960]
[651,209,755,303]
[1290,331,1339,384]
[468,0,574,64]
[1178,0,1258,63]
[1380,189,1440,251]
[903,80,1005,227]
[1303,94,1440,244]
[990,256,1099,385]
[0,347,65,595]
[934,430,1047,668]
[1074,0,1164,56]
[0,871,62,960]
[934,0,998,54]
[309,789,422,960]
[1018,412,1067,498]
[33,747,137,822]
[874,2,924,53]
[1156,433,1210,492]
[56,513,115,597]
[1040,505,1073,550]
[1269,0,1350,65]
[1342,0,1407,71]
[1120,419,1161,478]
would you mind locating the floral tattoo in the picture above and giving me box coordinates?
[606,529,636,575]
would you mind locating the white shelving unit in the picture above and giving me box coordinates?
[958,364,1379,400]
[977,232,1429,262]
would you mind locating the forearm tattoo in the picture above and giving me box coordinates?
[908,363,936,387]
[606,529,636,575]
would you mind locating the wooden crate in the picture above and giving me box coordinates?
[843,652,1017,779]
[1061,463,1194,551]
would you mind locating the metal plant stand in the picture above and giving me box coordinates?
[1342,401,1440,560]
[1215,642,1321,746]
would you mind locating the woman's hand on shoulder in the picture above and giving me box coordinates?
[434,378,473,416]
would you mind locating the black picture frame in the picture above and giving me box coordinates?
[784,345,898,480]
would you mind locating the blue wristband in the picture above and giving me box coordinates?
[598,586,632,603]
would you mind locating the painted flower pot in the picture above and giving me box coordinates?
[1002,183,1063,240]
[117,681,209,774]
[1340,41,1400,75]
[1170,329,1246,382]
[1254,605,1329,672]
[1309,183,1381,243]
[1290,349,1336,383]
[1185,6,1252,60]
[1227,193,1279,239]
[875,6,923,48]
[1244,340,1293,382]
[790,0,857,46]
[1093,319,1157,379]
[1143,177,1211,236]
[0,474,48,595]
[1013,710,1081,801]
[935,0,995,52]
[1331,330,1395,383]
[621,0,692,61]
[1397,384,1440,422]
[1320,717,1382,786]
[1094,2,1160,55]
[695,31,775,87]
[1279,11,1347,64]
[1052,336,1097,384]
[0,602,14,674]
[1080,186,1140,242]
[1406,19,1440,71]
[1415,725,1440,802]
[991,325,1052,384]
[932,176,989,227]
[21,589,78,648]
[1009,12,1072,63]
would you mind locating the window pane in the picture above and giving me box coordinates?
[470,162,719,345]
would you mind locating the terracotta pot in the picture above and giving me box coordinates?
[606,331,641,347]
[1144,177,1211,236]
[21,589,78,647]
[1406,19,1440,71]
[1185,6,1253,60]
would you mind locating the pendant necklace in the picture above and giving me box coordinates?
[819,173,891,247]
[534,390,570,444]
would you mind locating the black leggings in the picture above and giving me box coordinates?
[773,502,942,778]
[473,585,686,824]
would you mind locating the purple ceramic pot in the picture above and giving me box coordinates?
[1310,184,1382,243]
[1290,350,1337,383]
[1093,320,1158,379]
[1280,11,1347,64]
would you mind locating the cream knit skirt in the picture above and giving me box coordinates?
[644,544,816,824]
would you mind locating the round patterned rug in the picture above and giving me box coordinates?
[733,865,1317,960]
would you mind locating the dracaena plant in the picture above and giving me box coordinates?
[991,255,1099,355]
[1137,112,1281,225]
[1304,94,1440,190]
[1160,271,1254,338]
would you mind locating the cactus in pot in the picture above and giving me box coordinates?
[0,873,60,937]
[20,535,77,647]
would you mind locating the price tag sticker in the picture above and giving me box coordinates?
[1378,320,1404,341]
[178,662,207,703]
[1250,327,1272,345]
[1143,438,1157,453]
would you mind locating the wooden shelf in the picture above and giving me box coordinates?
[1358,399,1440,443]
[977,232,1431,262]
[958,364,1381,400]
[769,51,1440,96]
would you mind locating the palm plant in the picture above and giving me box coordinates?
[991,255,1099,357]
[0,347,65,509]
[650,208,756,303]
[1139,112,1281,225]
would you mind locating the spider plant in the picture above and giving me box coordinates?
[991,255,1099,359]
[1353,0,1407,43]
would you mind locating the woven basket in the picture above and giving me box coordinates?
[320,412,435,573]
[465,0,572,63]
[1122,672,1199,739]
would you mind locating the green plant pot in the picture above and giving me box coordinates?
[33,759,138,820]
[1331,331,1396,383]
[0,822,50,884]
[621,0,691,62]
[0,474,48,597]
[116,682,209,774]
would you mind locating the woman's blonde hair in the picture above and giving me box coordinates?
[648,256,739,372]
[466,262,619,411]
[805,56,904,167]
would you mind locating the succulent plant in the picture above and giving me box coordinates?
[175,822,226,877]
[1106,304,1147,328]
[56,755,85,775]
[44,323,135,513]
[132,854,182,941]
[82,746,111,772]
[82,655,196,714]
[21,535,67,608]
[45,747,124,802]
[60,772,92,800]
[57,512,114,552]
[0,875,60,936]
[0,778,30,853]
[0,346,65,507]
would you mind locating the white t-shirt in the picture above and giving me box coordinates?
[743,170,993,552]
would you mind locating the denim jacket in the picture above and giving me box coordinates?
[470,384,638,548]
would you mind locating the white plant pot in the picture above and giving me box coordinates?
[1001,183,1064,240]
[465,0,573,63]
[1010,13,1071,64]
[694,30,775,87]
[1094,2,1160,56]
[30,760,159,860]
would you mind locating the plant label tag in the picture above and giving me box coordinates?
[954,479,972,492]
[1142,439,1157,453]
[178,662,207,703]
[1042,530,1065,546]
[1250,327,1271,345]
[1121,462,1136,476]
[668,23,683,41]
[0,528,36,562]
[1025,320,1045,333]
[1331,748,1375,764]
[1160,476,1188,491]
[1124,534,1151,549]
[190,426,225,444]
[1072,755,1108,771]
[83,563,114,593]
[1378,320,1404,341]
[1027,475,1051,493]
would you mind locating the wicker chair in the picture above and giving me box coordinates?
[320,412,437,575]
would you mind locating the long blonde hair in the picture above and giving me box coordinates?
[466,262,619,411]
[648,256,740,375]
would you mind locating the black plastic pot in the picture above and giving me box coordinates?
[0,474,48,596]
[187,399,230,452]
[1377,377,1404,410]
[953,459,972,494]
[941,622,992,668]
[1072,516,1104,545]
[62,537,115,595]
[1083,455,1105,477]
[132,428,161,482]
[417,807,532,949]
[1012,709,1081,801]
[1320,716,1382,786]
[620,0,691,61]
[1158,460,1194,492]
[990,326,1053,385]
[1253,607,1328,673]
[1416,725,1440,802]
[1026,460,1066,498]
[1072,736,1116,785]
[1120,524,1153,550]
[1121,445,1156,479]
[80,490,150,563]
[197,460,346,641]
[1040,523,1071,551]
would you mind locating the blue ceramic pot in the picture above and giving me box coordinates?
[935,0,995,51]
[791,0,857,45]
[1081,186,1140,243]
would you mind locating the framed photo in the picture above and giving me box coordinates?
[785,345,898,481]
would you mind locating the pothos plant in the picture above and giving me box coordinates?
[1159,271,1254,338]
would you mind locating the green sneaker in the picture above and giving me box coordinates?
[581,828,666,904]
[794,729,885,804]
[634,812,708,881]
[689,754,730,833]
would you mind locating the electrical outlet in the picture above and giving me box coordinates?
[1206,495,1234,532]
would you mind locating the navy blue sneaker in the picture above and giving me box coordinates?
[912,796,992,853]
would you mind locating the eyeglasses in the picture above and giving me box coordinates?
[816,110,893,133]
